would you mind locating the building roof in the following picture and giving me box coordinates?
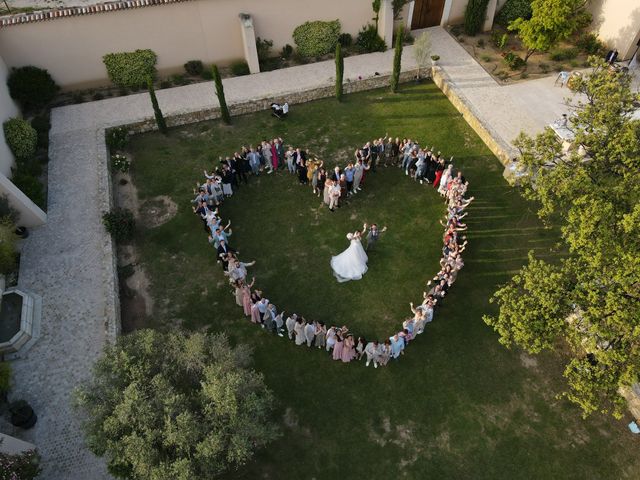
[0,0,194,28]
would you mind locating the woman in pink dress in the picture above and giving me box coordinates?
[241,277,255,317]
[341,334,355,363]
[332,333,344,361]
[270,140,278,171]
[250,301,262,324]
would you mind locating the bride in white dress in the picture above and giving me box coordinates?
[331,224,369,282]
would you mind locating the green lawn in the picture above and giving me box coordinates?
[125,82,640,479]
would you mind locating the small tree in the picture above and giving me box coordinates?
[509,0,590,62]
[212,65,231,125]
[390,26,404,93]
[335,42,344,101]
[392,0,409,20]
[464,0,490,36]
[412,31,431,79]
[76,330,279,479]
[146,77,167,135]
[372,0,381,29]
[3,118,37,160]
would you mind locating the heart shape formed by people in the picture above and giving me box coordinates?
[194,140,471,366]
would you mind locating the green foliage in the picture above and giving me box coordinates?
[390,27,404,93]
[102,49,157,88]
[200,68,213,80]
[170,74,187,86]
[509,0,590,62]
[549,47,578,61]
[576,33,605,55]
[147,78,167,135]
[255,37,274,64]
[491,31,509,49]
[335,43,344,101]
[111,153,130,173]
[0,219,18,275]
[484,58,640,418]
[213,65,231,125]
[495,0,532,26]
[503,51,526,70]
[3,118,37,160]
[464,0,490,36]
[183,60,203,76]
[281,44,294,59]
[292,20,341,58]
[11,171,44,208]
[413,31,431,78]
[338,33,353,47]
[30,114,50,150]
[0,450,41,480]
[430,55,440,61]
[0,195,18,225]
[106,127,129,152]
[392,0,409,19]
[0,362,10,396]
[75,329,279,479]
[7,66,58,112]
[102,208,135,242]
[356,24,387,53]
[230,60,250,76]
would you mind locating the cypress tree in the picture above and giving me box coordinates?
[390,26,404,93]
[147,77,167,135]
[212,64,231,125]
[335,42,344,102]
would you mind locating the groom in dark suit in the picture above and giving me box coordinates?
[365,224,387,252]
[216,239,237,270]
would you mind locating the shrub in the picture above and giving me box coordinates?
[356,24,386,53]
[213,65,231,125]
[0,362,10,396]
[102,49,157,88]
[30,115,50,150]
[0,219,18,275]
[102,208,135,242]
[11,171,45,208]
[159,80,172,89]
[170,74,187,86]
[106,127,129,151]
[7,66,58,112]
[292,20,341,57]
[111,153,130,173]
[0,450,41,480]
[72,92,84,104]
[201,68,214,80]
[391,27,404,93]
[3,118,37,160]
[481,54,492,62]
[576,33,604,54]
[256,37,274,63]
[464,0,490,36]
[477,38,485,47]
[335,42,344,101]
[550,47,579,61]
[281,44,294,59]
[230,60,250,76]
[503,51,525,70]
[0,195,19,224]
[338,32,353,47]
[184,60,204,76]
[495,0,532,26]
[431,54,440,61]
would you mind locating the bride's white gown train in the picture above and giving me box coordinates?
[331,236,368,282]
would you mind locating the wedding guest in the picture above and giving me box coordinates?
[285,313,297,340]
[355,336,366,360]
[332,333,344,360]
[379,340,392,366]
[241,277,255,316]
[326,326,337,352]
[304,319,316,347]
[294,317,306,345]
[341,334,356,363]
[314,321,327,349]
[364,340,380,368]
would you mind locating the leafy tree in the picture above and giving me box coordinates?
[212,65,231,125]
[76,329,279,480]
[147,77,167,135]
[390,26,404,93]
[412,31,431,79]
[509,0,590,62]
[335,42,344,102]
[483,58,640,418]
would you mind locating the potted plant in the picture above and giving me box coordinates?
[9,400,37,429]
[431,54,440,66]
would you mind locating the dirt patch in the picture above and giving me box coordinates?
[117,245,154,333]
[520,352,539,369]
[139,195,178,229]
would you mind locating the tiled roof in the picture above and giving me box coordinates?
[0,0,195,28]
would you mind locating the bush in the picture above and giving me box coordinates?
[576,33,604,54]
[281,44,294,59]
[184,60,204,76]
[256,37,274,63]
[170,74,187,86]
[356,24,386,53]
[106,127,129,151]
[7,66,58,112]
[503,51,525,70]
[111,153,130,173]
[201,69,214,80]
[11,171,45,208]
[0,195,19,224]
[292,20,341,57]
[0,219,18,275]
[102,49,157,88]
[102,208,135,242]
[0,362,11,396]
[338,32,353,47]
[230,60,250,76]
[3,118,37,160]
[495,0,532,26]
[464,0,490,36]
[0,450,41,480]
[159,80,172,89]
[550,47,579,61]
[30,115,50,150]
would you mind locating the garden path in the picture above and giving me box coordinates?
[8,26,577,479]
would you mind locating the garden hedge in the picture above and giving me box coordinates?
[495,0,532,26]
[464,0,490,36]
[7,66,58,112]
[293,20,341,57]
[102,49,157,88]
[3,118,37,160]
